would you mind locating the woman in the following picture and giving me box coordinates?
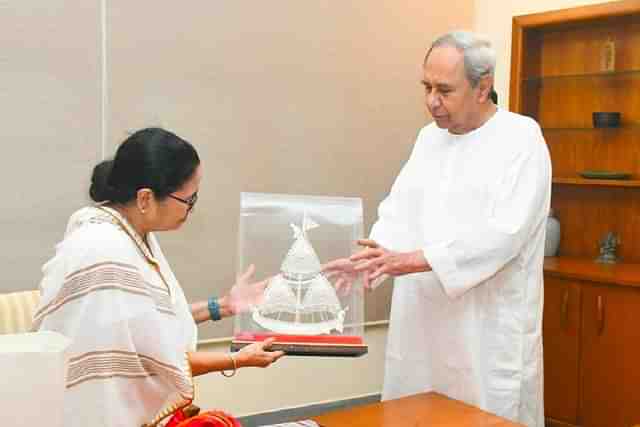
[34,128,284,427]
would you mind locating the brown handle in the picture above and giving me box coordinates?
[561,288,569,329]
[597,295,605,335]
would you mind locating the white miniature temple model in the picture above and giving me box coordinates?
[252,213,346,335]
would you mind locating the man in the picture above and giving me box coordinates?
[336,31,550,427]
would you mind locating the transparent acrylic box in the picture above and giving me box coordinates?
[231,192,367,357]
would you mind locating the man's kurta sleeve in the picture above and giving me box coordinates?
[369,132,424,251]
[424,125,551,299]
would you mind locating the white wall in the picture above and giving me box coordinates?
[474,0,616,108]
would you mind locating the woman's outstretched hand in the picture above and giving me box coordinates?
[190,265,269,323]
[227,264,269,315]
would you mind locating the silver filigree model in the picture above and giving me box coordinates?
[252,213,346,334]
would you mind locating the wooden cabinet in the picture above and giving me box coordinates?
[544,259,640,427]
[511,4,640,425]
[543,276,581,425]
[580,283,640,426]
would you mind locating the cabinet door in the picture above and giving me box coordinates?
[581,284,640,427]
[543,276,581,425]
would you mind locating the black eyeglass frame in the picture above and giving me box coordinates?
[168,192,198,213]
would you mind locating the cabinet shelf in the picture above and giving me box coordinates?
[544,256,640,288]
[523,68,640,83]
[552,177,640,187]
[542,125,640,132]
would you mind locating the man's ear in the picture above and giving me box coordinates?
[476,75,494,103]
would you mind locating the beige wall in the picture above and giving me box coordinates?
[0,1,101,293]
[106,0,474,340]
[474,0,616,108]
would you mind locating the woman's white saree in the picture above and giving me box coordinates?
[34,206,196,427]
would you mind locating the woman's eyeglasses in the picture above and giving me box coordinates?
[168,192,198,213]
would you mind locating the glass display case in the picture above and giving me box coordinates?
[230,192,367,357]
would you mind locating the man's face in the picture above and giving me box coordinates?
[422,45,486,134]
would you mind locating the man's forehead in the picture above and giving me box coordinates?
[423,46,465,81]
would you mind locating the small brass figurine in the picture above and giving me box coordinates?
[596,232,620,264]
[601,36,616,72]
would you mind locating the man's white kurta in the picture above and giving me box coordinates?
[370,109,551,427]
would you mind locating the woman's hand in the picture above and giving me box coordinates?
[190,265,269,323]
[235,337,285,368]
[226,264,269,315]
[188,339,284,376]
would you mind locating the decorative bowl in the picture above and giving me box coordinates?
[579,170,631,180]
[592,112,621,128]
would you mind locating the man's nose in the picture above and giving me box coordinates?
[426,92,441,109]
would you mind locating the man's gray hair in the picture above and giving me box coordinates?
[426,31,496,87]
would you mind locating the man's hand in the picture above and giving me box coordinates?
[350,239,431,288]
[322,257,362,295]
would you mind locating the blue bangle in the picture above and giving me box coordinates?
[208,296,221,321]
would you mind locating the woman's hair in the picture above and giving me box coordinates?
[425,31,496,88]
[90,128,200,204]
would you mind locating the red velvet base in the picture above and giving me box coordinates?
[231,332,367,357]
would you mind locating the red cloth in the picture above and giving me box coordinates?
[165,408,188,427]
[170,410,242,427]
